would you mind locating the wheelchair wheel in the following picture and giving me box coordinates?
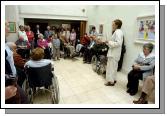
[99,64,106,75]
[99,55,107,75]
[91,55,97,72]
[51,75,60,104]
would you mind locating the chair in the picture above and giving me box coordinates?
[24,63,59,104]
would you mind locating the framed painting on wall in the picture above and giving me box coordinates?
[9,22,16,33]
[136,15,155,42]
[99,24,103,35]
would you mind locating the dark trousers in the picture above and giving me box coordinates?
[83,48,94,62]
[44,48,51,59]
[15,67,26,88]
[17,49,30,59]
[127,70,143,94]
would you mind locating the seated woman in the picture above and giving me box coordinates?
[37,33,51,59]
[127,43,155,95]
[24,47,53,68]
[64,42,76,58]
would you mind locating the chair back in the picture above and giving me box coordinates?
[25,63,53,88]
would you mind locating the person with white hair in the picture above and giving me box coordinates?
[5,21,29,104]
[37,33,51,59]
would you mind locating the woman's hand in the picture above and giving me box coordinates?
[5,86,17,100]
[133,64,141,70]
[104,40,109,44]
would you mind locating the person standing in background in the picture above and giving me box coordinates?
[33,24,42,48]
[70,28,76,47]
[18,25,28,41]
[44,26,54,39]
[52,33,61,61]
[26,25,34,49]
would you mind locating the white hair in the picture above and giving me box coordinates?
[38,33,44,39]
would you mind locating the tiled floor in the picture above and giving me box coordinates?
[53,57,142,104]
[33,57,153,104]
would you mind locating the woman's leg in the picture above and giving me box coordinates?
[105,57,118,84]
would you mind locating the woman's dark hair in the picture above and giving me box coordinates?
[19,25,24,29]
[113,19,122,29]
[143,43,154,53]
[92,26,96,30]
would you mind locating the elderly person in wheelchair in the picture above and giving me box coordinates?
[91,38,109,74]
[24,47,59,104]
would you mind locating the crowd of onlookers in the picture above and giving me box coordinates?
[5,19,155,104]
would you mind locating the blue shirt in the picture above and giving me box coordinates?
[52,38,60,48]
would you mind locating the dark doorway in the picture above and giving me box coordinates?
[25,22,48,35]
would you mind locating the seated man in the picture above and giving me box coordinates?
[133,75,155,104]
[15,36,31,59]
[83,35,96,63]
[76,33,90,56]
[6,42,27,87]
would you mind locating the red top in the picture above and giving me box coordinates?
[80,36,90,45]
[26,31,34,42]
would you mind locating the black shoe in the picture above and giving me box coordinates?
[126,89,131,93]
[129,91,137,96]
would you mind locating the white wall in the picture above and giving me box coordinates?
[5,5,88,42]
[5,5,20,42]
[87,5,155,73]
[18,5,88,21]
[19,5,87,17]
[5,5,155,73]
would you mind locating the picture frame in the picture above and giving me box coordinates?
[136,15,155,42]
[99,24,103,35]
[9,22,16,33]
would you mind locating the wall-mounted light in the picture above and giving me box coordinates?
[82,9,85,13]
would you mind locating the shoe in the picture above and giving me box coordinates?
[133,98,148,104]
[83,61,87,63]
[114,80,117,84]
[129,92,137,96]
[104,82,115,86]
[126,89,131,93]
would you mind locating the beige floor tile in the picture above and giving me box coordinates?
[34,57,148,104]
[62,95,81,104]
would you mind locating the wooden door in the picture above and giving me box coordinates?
[80,21,87,39]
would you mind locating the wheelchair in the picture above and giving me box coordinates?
[24,63,60,104]
[91,43,108,75]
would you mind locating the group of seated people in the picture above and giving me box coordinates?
[5,42,53,104]
[5,21,155,104]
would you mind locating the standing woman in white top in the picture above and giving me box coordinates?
[105,19,124,86]
[18,25,28,41]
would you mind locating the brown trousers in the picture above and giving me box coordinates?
[142,75,155,100]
